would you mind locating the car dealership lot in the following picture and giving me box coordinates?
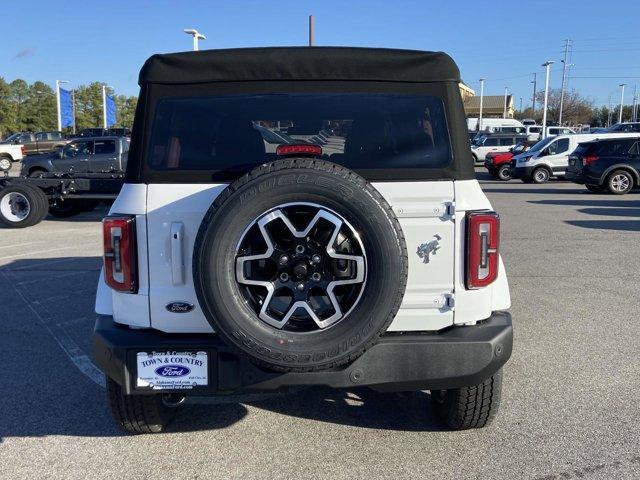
[0,173,638,480]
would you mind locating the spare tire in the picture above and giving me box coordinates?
[193,159,408,372]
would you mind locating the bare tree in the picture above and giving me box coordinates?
[535,88,594,126]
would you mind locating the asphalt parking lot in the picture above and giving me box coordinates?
[0,171,638,480]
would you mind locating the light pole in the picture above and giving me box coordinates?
[618,84,626,124]
[184,28,206,51]
[478,78,485,132]
[541,61,554,138]
[308,15,314,46]
[558,39,572,126]
[55,80,69,132]
[102,85,113,129]
[503,86,508,118]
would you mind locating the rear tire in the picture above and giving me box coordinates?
[28,169,47,178]
[106,378,176,434]
[606,170,634,195]
[531,167,550,184]
[0,183,48,228]
[496,164,512,181]
[431,369,503,430]
[49,199,82,217]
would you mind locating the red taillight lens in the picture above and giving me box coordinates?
[102,215,138,293]
[21,146,25,156]
[276,144,322,156]
[583,155,599,166]
[466,211,500,289]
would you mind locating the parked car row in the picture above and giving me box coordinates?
[0,128,131,158]
[479,132,640,195]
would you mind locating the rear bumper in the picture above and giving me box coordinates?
[93,312,513,395]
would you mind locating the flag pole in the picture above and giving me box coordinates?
[102,85,107,129]
[72,89,76,134]
[56,80,62,131]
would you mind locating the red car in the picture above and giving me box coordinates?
[484,144,528,181]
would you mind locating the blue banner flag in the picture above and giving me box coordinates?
[106,94,117,127]
[59,88,74,128]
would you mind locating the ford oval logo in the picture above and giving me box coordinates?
[166,301,194,313]
[155,365,191,377]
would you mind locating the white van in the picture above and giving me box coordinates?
[471,133,528,163]
[524,125,543,143]
[467,117,524,133]
[511,132,640,183]
[545,126,576,137]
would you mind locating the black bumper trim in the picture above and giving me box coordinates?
[93,312,513,395]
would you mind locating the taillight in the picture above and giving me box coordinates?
[276,144,322,156]
[21,146,25,156]
[583,155,599,166]
[103,215,138,293]
[466,211,500,289]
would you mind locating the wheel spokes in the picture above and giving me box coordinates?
[235,204,366,330]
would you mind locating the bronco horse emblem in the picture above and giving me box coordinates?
[417,235,442,263]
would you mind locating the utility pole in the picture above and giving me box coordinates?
[308,15,314,46]
[619,84,626,124]
[558,39,571,125]
[519,96,523,113]
[478,78,485,131]
[531,73,537,114]
[608,95,612,127]
[541,61,554,138]
[503,86,508,118]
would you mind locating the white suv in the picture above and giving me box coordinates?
[93,47,513,434]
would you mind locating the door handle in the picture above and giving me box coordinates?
[170,222,185,285]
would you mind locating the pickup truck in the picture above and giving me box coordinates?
[20,136,129,177]
[2,131,67,155]
[0,142,24,164]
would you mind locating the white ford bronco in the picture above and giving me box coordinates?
[93,47,513,434]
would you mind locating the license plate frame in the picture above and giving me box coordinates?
[135,350,209,391]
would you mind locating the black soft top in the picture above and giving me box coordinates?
[139,47,461,85]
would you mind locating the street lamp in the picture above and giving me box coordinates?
[184,28,206,51]
[478,78,485,132]
[618,83,626,124]
[55,80,69,132]
[541,61,554,138]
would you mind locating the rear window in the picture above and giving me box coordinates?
[146,94,451,176]
[94,139,116,155]
[577,139,636,156]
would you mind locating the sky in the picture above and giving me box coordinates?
[2,0,640,108]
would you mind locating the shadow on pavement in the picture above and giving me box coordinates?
[1,256,444,439]
[529,198,640,208]
[565,220,640,232]
[244,387,444,432]
[482,186,587,195]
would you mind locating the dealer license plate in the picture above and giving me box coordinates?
[136,351,208,390]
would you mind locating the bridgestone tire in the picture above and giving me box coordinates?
[193,159,408,372]
[431,369,503,430]
[0,183,48,228]
[106,378,175,434]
